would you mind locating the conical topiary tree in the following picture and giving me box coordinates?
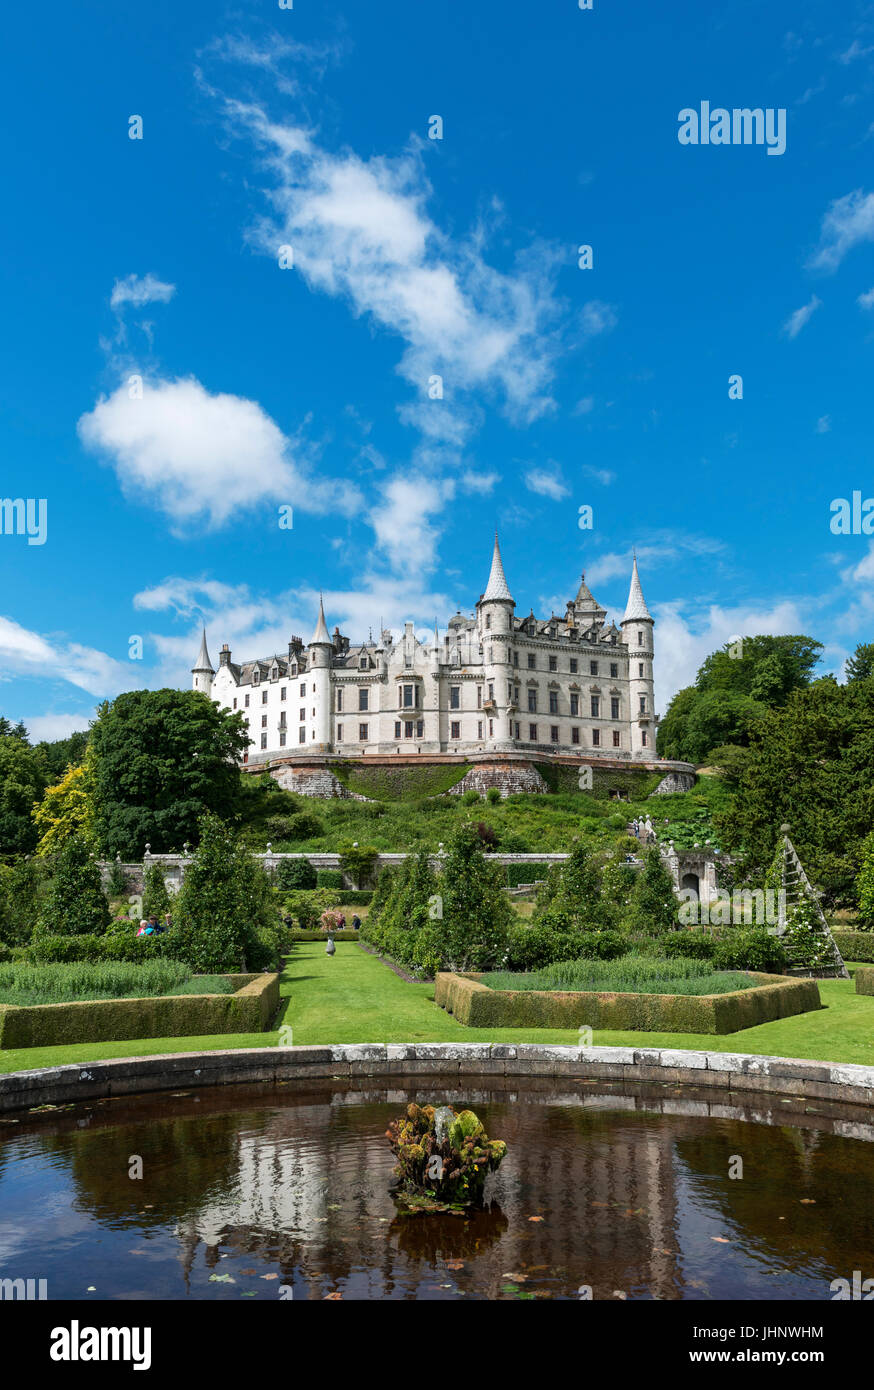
[764,828,848,977]
[142,862,172,919]
[37,835,111,937]
[174,813,269,972]
[437,824,512,970]
[622,847,678,935]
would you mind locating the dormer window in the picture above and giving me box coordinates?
[359,655,368,669]
[253,669,260,685]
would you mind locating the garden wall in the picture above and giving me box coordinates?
[0,973,280,1050]
[434,971,821,1035]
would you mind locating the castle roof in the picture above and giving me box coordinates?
[481,533,514,603]
[310,595,331,645]
[192,628,214,674]
[623,557,653,622]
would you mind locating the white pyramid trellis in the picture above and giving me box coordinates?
[776,828,848,979]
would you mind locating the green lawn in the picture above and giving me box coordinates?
[2,944,873,1074]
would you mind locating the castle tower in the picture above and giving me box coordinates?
[307,595,333,751]
[191,629,215,696]
[620,557,655,758]
[476,533,515,750]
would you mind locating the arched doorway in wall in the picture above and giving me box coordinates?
[681,871,700,898]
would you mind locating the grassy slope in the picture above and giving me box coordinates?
[2,944,873,1073]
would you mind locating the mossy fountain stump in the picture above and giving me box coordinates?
[385,1103,507,1215]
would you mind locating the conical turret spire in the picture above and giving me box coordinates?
[482,533,514,603]
[310,594,331,645]
[623,556,652,622]
[191,628,214,673]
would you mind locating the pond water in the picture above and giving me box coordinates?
[1,1078,872,1301]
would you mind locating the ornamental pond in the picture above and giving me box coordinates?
[1,1077,872,1301]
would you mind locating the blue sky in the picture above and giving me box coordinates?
[2,0,874,740]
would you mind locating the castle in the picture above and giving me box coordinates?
[191,538,659,768]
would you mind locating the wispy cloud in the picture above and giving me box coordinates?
[782,294,821,338]
[110,273,176,311]
[524,467,569,501]
[809,189,874,271]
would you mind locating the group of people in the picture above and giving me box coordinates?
[631,816,656,845]
[136,913,172,937]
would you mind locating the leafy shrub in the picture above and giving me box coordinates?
[35,836,111,938]
[659,932,718,961]
[172,814,276,972]
[712,928,787,973]
[505,923,629,971]
[142,862,172,919]
[486,787,501,805]
[26,929,182,964]
[338,842,379,888]
[339,889,373,905]
[282,888,339,930]
[275,858,317,892]
[317,869,344,889]
[106,860,130,896]
[284,811,324,841]
[460,789,480,805]
[506,861,550,888]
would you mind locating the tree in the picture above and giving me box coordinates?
[436,825,512,970]
[717,676,874,904]
[846,643,874,684]
[35,728,90,782]
[535,839,611,930]
[33,759,96,857]
[274,858,317,892]
[37,836,111,936]
[0,732,48,858]
[142,862,172,918]
[173,814,274,972]
[89,690,249,858]
[856,830,874,929]
[705,744,750,790]
[622,848,678,935]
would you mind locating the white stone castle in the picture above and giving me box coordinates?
[192,538,656,765]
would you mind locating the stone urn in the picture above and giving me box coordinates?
[325,934,336,957]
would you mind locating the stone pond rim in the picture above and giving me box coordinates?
[2,1043,874,1115]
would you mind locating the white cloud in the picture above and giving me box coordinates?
[837,40,874,64]
[809,189,874,271]
[110,273,176,310]
[815,414,831,433]
[580,301,618,337]
[582,464,614,486]
[573,396,595,415]
[78,376,361,531]
[22,713,93,742]
[857,286,874,308]
[0,615,133,697]
[460,470,499,494]
[782,294,821,338]
[524,467,569,501]
[368,473,455,571]
[652,599,805,714]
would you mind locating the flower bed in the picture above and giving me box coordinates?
[0,972,280,1049]
[435,970,821,1034]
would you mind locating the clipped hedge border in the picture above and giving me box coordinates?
[833,930,874,963]
[290,929,360,942]
[434,970,821,1035]
[0,973,280,1050]
[855,967,874,996]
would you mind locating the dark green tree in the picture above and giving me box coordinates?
[0,731,48,857]
[37,835,111,936]
[35,728,91,782]
[436,825,512,970]
[173,814,273,972]
[846,642,874,684]
[622,847,678,935]
[142,862,172,918]
[89,690,248,858]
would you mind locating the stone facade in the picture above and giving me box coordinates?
[192,539,659,767]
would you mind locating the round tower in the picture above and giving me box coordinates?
[191,629,215,697]
[476,533,516,751]
[307,596,333,751]
[620,557,655,759]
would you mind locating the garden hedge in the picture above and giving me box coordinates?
[832,930,874,963]
[316,870,344,889]
[434,970,821,1034]
[339,890,373,905]
[0,972,280,1049]
[289,929,360,942]
[505,862,551,888]
[855,967,874,996]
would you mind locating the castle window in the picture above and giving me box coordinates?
[610,663,618,678]
[261,733,267,748]
[514,722,520,739]
[405,721,414,738]
[549,692,559,715]
[253,669,260,685]
[299,709,305,722]
[611,697,620,719]
[639,696,646,713]
[613,730,621,747]
[233,698,237,710]
[570,694,579,717]
[337,724,343,741]
[359,656,368,669]
[571,727,580,745]
[280,687,286,701]
[529,723,537,741]
[513,651,519,667]
[549,655,557,672]
[478,720,483,738]
[550,726,559,743]
[299,728,306,743]
[639,663,644,677]
[261,715,267,728]
[300,682,306,696]
[245,694,250,708]
[416,720,424,737]
[262,690,268,704]
[528,690,537,713]
[488,683,494,701]
[451,720,460,739]
[485,614,491,629]
[279,713,286,728]
[359,723,369,741]
[477,686,482,708]
[641,730,648,747]
[337,690,343,712]
[395,721,402,738]
[570,659,578,674]
[590,661,598,676]
[359,688,369,711]
[592,729,601,747]
[591,696,600,717]
[450,686,460,710]
[291,665,297,677]
[489,719,494,736]
[279,732,286,747]
[527,653,536,669]
[638,632,644,645]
